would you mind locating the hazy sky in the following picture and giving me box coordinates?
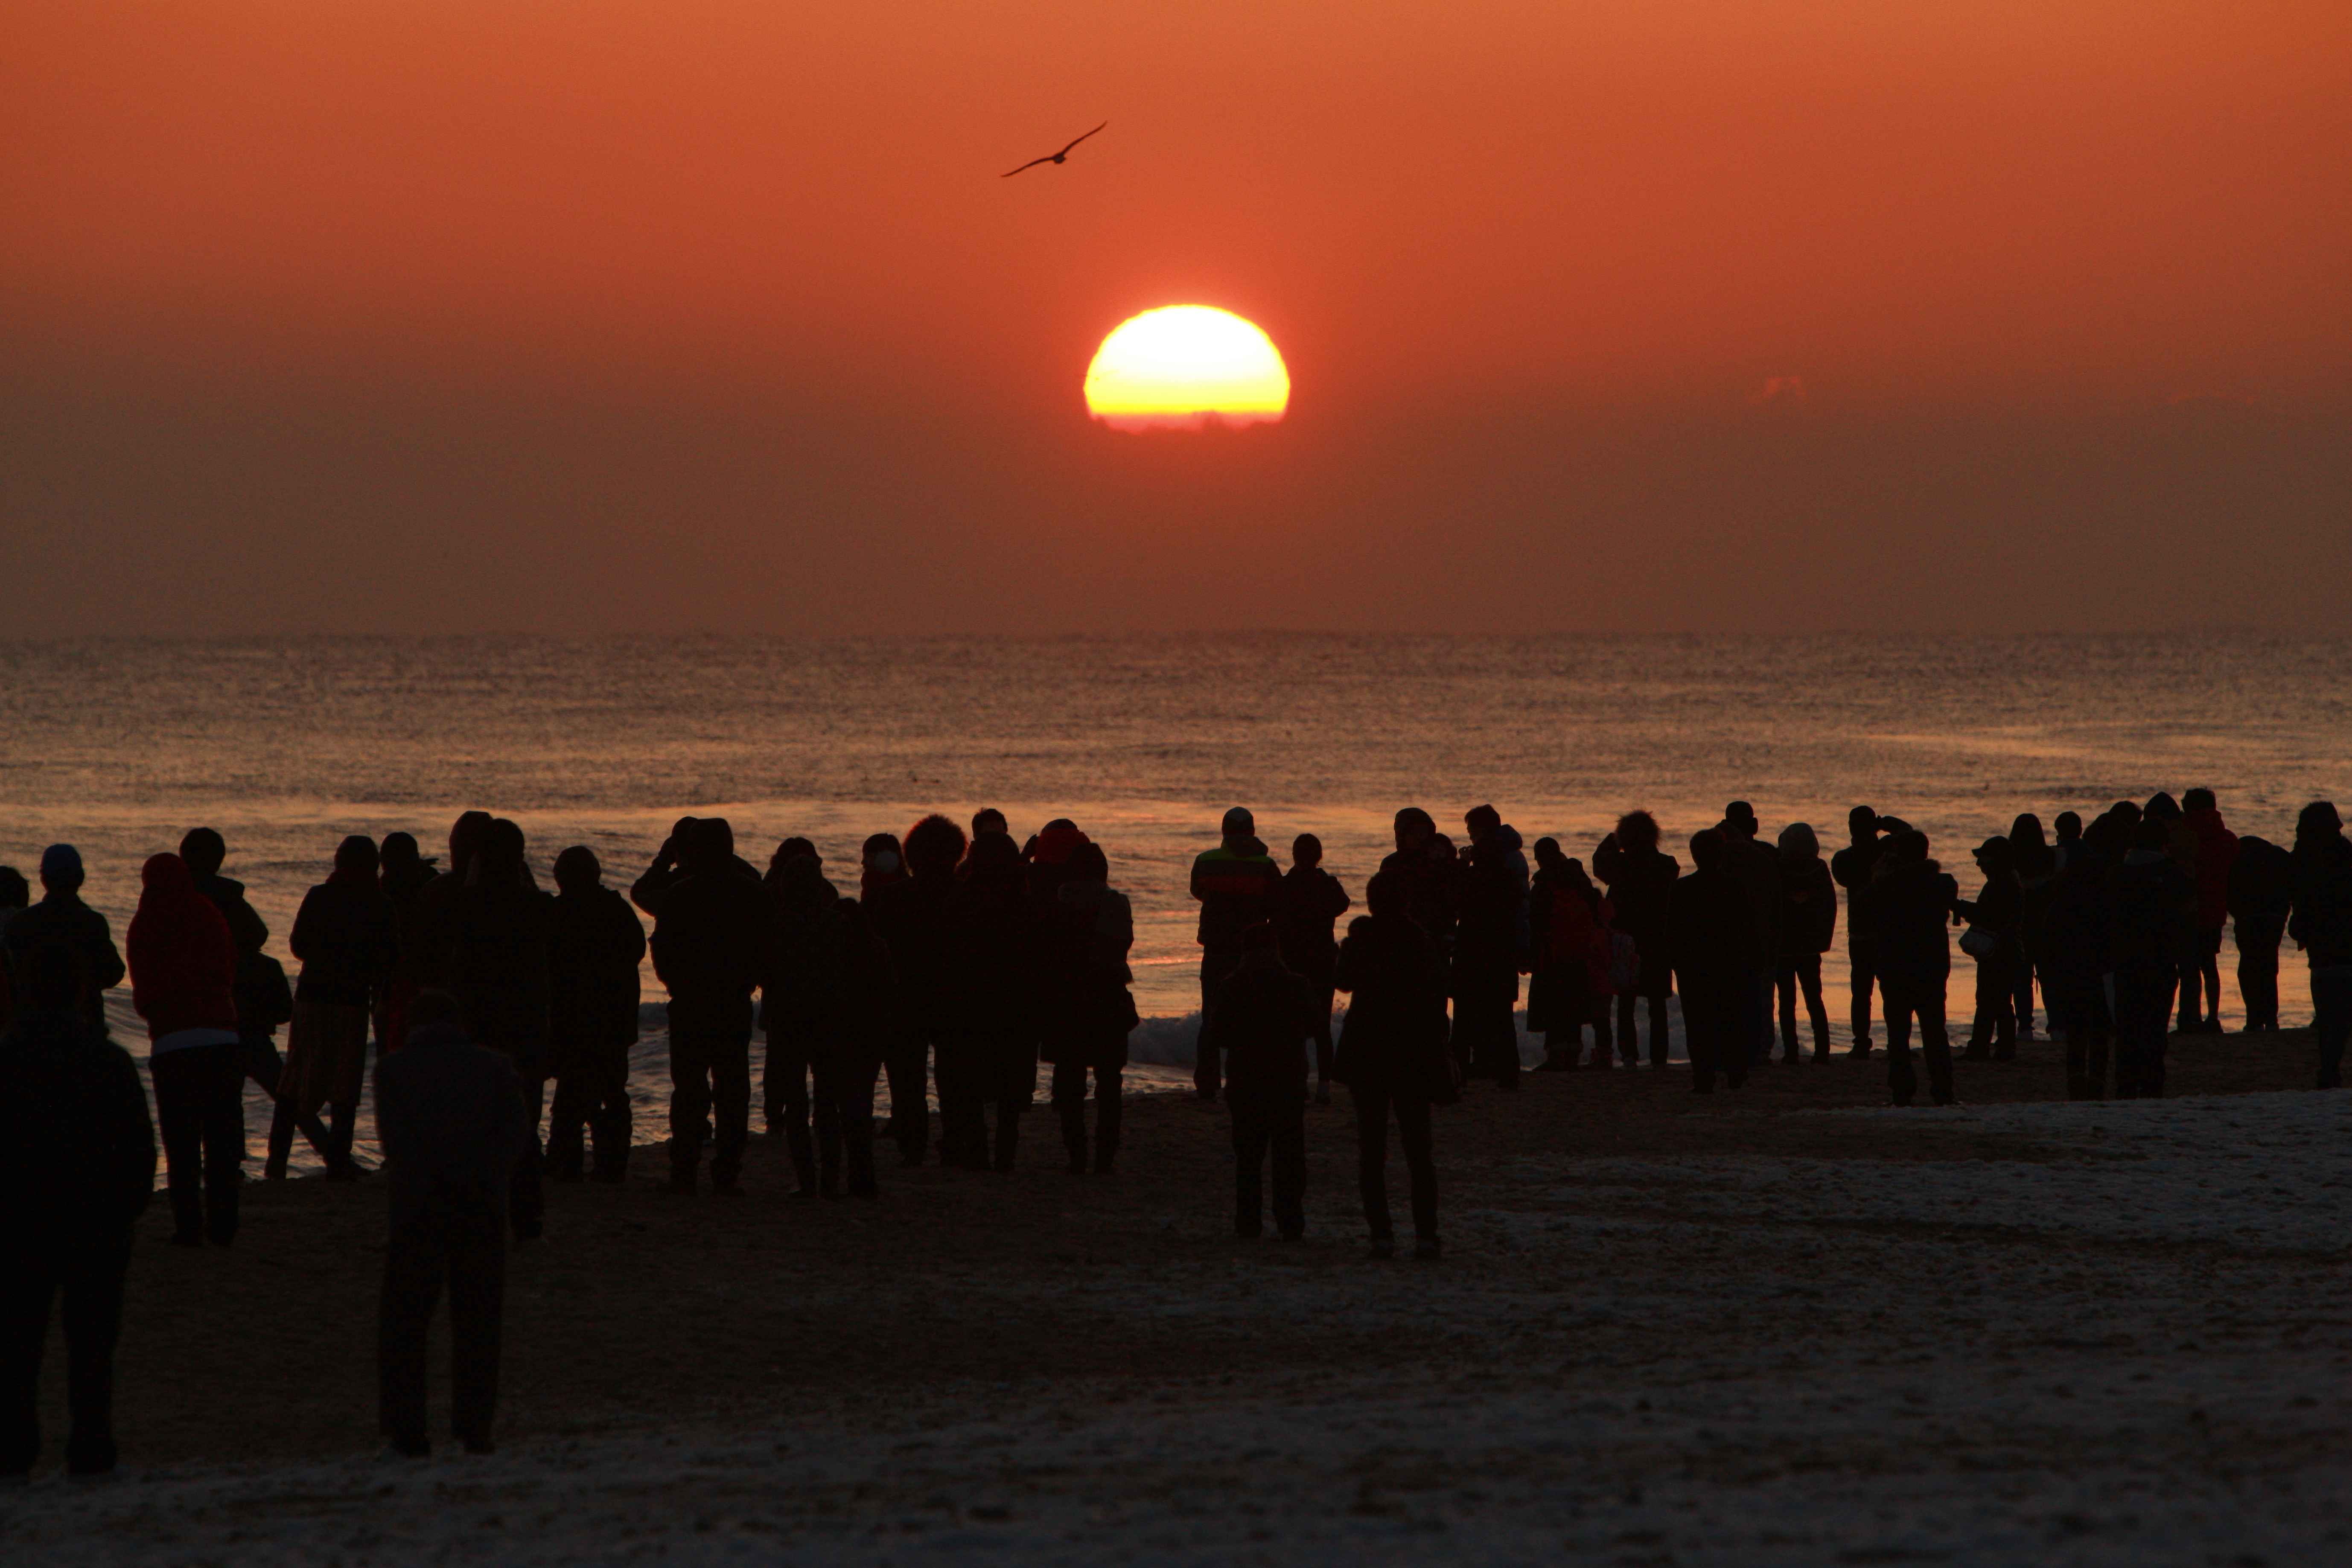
[6,2,2347,635]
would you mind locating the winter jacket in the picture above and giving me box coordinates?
[1953,871,2025,963]
[0,1006,154,1242]
[2183,807,2240,930]
[127,854,239,1043]
[941,865,1046,1040]
[375,1018,527,1227]
[2289,833,2352,970]
[291,874,399,1009]
[3,894,126,1023]
[195,871,289,1035]
[1376,846,1461,951]
[650,867,775,1035]
[866,873,960,1035]
[2227,836,2294,924]
[1724,834,1783,966]
[1271,866,1350,982]
[1591,839,1678,958]
[1830,835,1886,958]
[548,885,645,1052]
[1040,878,1136,1070]
[1454,826,1530,972]
[763,872,893,1056]
[1332,914,1449,1094]
[1667,867,1759,1003]
[2109,850,2199,973]
[1866,860,1959,988]
[2036,862,2111,1009]
[1214,950,1320,1104]
[1776,855,1836,959]
[1189,838,1282,952]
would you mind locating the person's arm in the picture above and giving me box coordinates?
[91,916,126,995]
[107,1047,157,1222]
[289,889,319,965]
[1188,853,1210,904]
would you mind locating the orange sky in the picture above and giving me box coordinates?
[5,2,2348,633]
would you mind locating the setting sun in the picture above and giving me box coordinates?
[1083,306,1291,432]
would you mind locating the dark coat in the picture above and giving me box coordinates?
[1214,951,1319,1105]
[1189,839,1282,952]
[1667,867,1758,1003]
[866,873,960,1035]
[0,1007,154,1242]
[2288,834,2352,970]
[940,868,1044,1041]
[2109,851,2200,973]
[1271,866,1350,983]
[375,1019,527,1227]
[2227,836,2294,924]
[548,886,645,1056]
[1591,839,1677,957]
[1866,860,1958,988]
[196,872,290,1034]
[1454,827,1530,976]
[291,877,397,1008]
[1776,856,1836,959]
[3,895,126,1023]
[1040,880,1136,1071]
[650,868,774,1036]
[1332,914,1448,1095]
[1725,835,1783,965]
[447,880,555,1062]
[2036,863,2111,1012]
[763,880,894,1060]
[1375,848,1459,953]
[1830,836,1887,957]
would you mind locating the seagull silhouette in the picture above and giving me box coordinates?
[1001,122,1108,178]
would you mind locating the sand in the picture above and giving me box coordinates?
[5,1028,2347,1564]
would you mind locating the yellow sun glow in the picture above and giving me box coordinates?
[1084,306,1291,432]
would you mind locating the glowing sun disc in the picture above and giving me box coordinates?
[1084,305,1290,431]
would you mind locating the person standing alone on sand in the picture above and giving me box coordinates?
[0,944,155,1479]
[544,846,644,1185]
[1594,811,1677,1066]
[1333,872,1451,1260]
[1831,807,1887,1055]
[1271,833,1349,1104]
[1189,807,1281,1102]
[1215,923,1318,1240]
[126,853,243,1247]
[376,990,525,1459]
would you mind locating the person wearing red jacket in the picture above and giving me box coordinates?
[2180,789,2239,1034]
[127,852,244,1247]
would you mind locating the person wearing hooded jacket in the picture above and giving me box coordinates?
[544,846,644,1185]
[1866,831,1959,1107]
[1452,805,1529,1090]
[1189,807,1282,1101]
[2288,802,2352,1089]
[127,853,244,1247]
[3,846,125,1029]
[2177,790,2238,1033]
[1774,823,1836,1063]
[1041,842,1135,1175]
[2227,831,2295,1033]
[283,836,396,1179]
[0,942,156,1479]
[1333,871,1450,1259]
[1593,811,1678,1066]
[2108,819,2199,1098]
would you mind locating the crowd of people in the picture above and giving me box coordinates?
[3,787,2348,1474]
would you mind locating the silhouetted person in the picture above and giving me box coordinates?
[961,809,1012,880]
[939,833,1044,1170]
[2178,789,2238,1033]
[1717,802,1782,1067]
[180,829,318,1175]
[1527,841,1613,1069]
[375,990,526,1459]
[866,815,968,1166]
[1189,807,1281,1101]
[2040,843,2113,1098]
[376,831,439,1058]
[1041,842,1134,1175]
[2109,819,2198,1098]
[0,944,154,1479]
[1215,924,1317,1239]
[2008,813,2058,1038]
[1954,836,2024,1063]
[1271,833,1349,1102]
[127,853,243,1247]
[2288,802,2352,1089]
[2052,810,2086,872]
[2227,831,2294,1032]
[764,844,891,1198]
[3,846,125,1029]
[649,819,773,1195]
[545,846,644,1184]
[1830,807,1886,1053]
[1378,807,1459,958]
[1868,830,1959,1107]
[1668,830,1755,1093]
[1774,823,1836,1063]
[1594,810,1678,1066]
[447,820,555,1234]
[0,868,24,1032]
[857,831,926,1160]
[1453,804,1529,1090]
[284,836,396,1179]
[1021,818,1092,909]
[1333,871,1450,1259]
[410,810,496,986]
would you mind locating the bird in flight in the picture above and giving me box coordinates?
[1001,122,1108,178]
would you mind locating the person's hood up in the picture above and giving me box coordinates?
[142,852,195,898]
[1491,824,1524,854]
[2186,805,2229,835]
[1029,822,1090,866]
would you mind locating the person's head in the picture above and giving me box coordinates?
[178,827,227,878]
[2143,791,2181,824]
[333,834,380,883]
[480,819,525,881]
[1615,810,1661,851]
[2295,801,2342,846]
[1239,920,1279,956]
[971,807,1008,839]
[381,831,423,876]
[2132,819,2171,854]
[699,818,735,863]
[1431,833,1457,863]
[1777,822,1819,860]
[1688,827,1727,871]
[141,852,194,898]
[2055,810,2083,842]
[769,836,819,877]
[965,830,1022,880]
[553,845,602,895]
[1068,841,1109,884]
[904,814,968,878]
[2184,787,2216,813]
[861,832,903,877]
[1974,836,2015,876]
[16,941,87,1014]
[2110,800,2142,828]
[38,843,83,897]
[1892,829,1930,865]
[0,867,26,913]
[1393,807,1434,854]
[405,988,467,1040]
[449,811,495,876]
[1464,804,1501,845]
[1533,836,1567,873]
[1220,806,1255,842]
[662,815,700,860]
[1365,869,1402,918]
[1291,833,1322,869]
[1847,804,1880,841]
[1877,814,1913,838]
[2008,813,2046,850]
[1722,801,1759,840]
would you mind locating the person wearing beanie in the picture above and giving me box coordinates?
[1188,807,1281,1101]
[127,853,243,1247]
[3,846,125,1028]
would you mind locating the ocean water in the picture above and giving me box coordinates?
[5,635,2346,1168]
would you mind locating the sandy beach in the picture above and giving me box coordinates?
[6,1029,2346,1564]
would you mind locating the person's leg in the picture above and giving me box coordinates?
[885,1030,930,1163]
[709,1032,752,1192]
[1396,1094,1438,1247]
[1310,982,1336,1099]
[1798,955,1830,1059]
[2309,965,2352,1089]
[1883,985,1918,1106]
[445,1205,507,1452]
[378,1210,443,1453]
[0,1246,59,1476]
[57,1232,130,1476]
[1095,1066,1122,1172]
[668,1030,712,1189]
[1647,990,1671,1067]
[2236,920,2280,1031]
[1918,983,1955,1105]
[777,1032,817,1192]
[989,1042,1031,1173]
[2198,929,2224,1030]
[1272,1103,1306,1239]
[1685,1007,1718,1093]
[509,1073,546,1237]
[1051,1060,1089,1172]
[590,1051,632,1182]
[545,1062,589,1183]
[151,1052,205,1243]
[812,1052,846,1197]
[1352,1084,1394,1247]
[935,1036,985,1168]
[1987,956,2019,1062]
[1231,1099,1267,1236]
[843,1054,879,1196]
[1615,990,1638,1064]
[1850,950,1877,1052]
[196,1043,244,1244]
[1195,950,1239,1099]
[1775,962,1799,1061]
